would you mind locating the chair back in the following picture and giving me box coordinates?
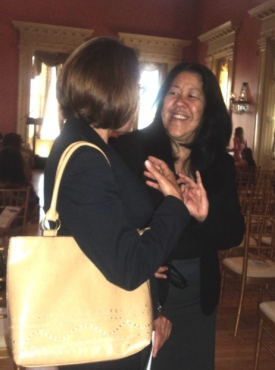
[0,188,30,236]
[239,193,274,216]
[255,170,275,189]
[237,166,260,187]
[243,211,275,266]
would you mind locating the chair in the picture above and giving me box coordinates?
[219,211,275,337]
[255,170,275,190]
[0,188,30,237]
[238,191,275,218]
[236,166,261,188]
[0,294,10,362]
[254,301,275,370]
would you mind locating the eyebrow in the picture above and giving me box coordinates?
[170,84,203,93]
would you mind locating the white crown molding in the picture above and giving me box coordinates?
[13,21,94,139]
[198,20,239,58]
[198,21,238,111]
[13,21,94,53]
[198,20,239,43]
[248,0,275,21]
[249,1,275,39]
[118,32,191,66]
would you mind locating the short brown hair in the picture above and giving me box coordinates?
[57,37,140,130]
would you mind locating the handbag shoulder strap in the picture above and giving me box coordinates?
[44,141,110,225]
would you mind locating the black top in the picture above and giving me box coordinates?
[44,118,190,291]
[111,123,245,314]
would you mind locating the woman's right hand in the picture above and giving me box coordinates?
[144,156,182,201]
[178,171,209,222]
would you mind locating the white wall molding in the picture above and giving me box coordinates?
[118,32,191,70]
[249,1,275,166]
[12,21,93,139]
[198,20,239,58]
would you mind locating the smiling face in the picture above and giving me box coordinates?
[161,72,206,144]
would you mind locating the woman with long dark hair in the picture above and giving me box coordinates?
[113,62,245,369]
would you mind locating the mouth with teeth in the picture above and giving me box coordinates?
[172,114,188,120]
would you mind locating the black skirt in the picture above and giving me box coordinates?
[152,259,216,370]
[60,344,151,370]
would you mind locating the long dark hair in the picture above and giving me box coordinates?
[0,147,28,184]
[151,62,232,179]
[2,132,22,149]
[234,127,245,142]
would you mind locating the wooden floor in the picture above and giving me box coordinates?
[216,283,275,370]
[1,170,275,370]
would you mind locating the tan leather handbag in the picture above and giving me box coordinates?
[7,141,153,367]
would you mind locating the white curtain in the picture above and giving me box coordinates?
[138,62,167,129]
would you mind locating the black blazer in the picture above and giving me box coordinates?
[112,124,245,314]
[44,118,190,291]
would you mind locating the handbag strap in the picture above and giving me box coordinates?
[44,141,110,225]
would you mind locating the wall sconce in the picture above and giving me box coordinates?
[230,82,250,115]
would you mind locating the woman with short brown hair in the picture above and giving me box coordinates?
[44,38,208,370]
[57,37,140,130]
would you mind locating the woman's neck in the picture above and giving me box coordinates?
[90,125,110,144]
[171,141,191,176]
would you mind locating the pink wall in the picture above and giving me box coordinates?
[0,0,270,149]
[196,0,266,149]
[0,0,198,135]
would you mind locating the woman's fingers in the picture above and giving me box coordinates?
[147,156,165,167]
[145,179,160,190]
[147,156,173,177]
[178,171,209,222]
[195,170,203,185]
[143,170,157,181]
[155,265,168,279]
[153,315,172,357]
[145,163,209,221]
[177,173,196,187]
[144,160,182,200]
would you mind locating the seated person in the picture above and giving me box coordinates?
[236,147,256,169]
[235,148,257,187]
[0,147,39,224]
[2,132,34,181]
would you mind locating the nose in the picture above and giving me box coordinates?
[174,94,187,107]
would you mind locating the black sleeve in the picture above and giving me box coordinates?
[111,132,146,178]
[195,155,245,250]
[57,147,190,290]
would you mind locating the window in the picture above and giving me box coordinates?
[138,67,161,129]
[30,62,60,141]
[118,32,191,130]
[12,21,93,148]
[199,21,238,110]
[217,57,229,102]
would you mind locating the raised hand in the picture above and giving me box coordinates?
[178,171,208,222]
[144,156,182,201]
